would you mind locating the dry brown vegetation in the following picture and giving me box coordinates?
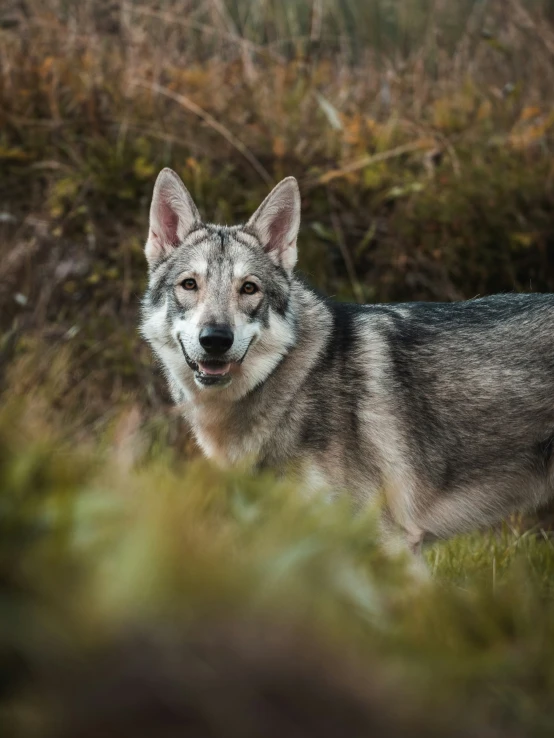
[2,0,554,430]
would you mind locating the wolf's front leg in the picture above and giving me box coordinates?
[378,505,430,579]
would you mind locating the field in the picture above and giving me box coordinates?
[2,1,554,735]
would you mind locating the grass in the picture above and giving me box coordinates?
[1,376,554,736]
[2,1,554,735]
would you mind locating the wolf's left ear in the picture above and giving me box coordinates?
[146,168,200,268]
[247,177,301,273]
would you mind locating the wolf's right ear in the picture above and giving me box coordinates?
[145,168,200,268]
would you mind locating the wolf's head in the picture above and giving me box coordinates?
[141,168,300,399]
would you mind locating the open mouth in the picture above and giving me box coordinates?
[195,359,232,385]
[180,345,232,386]
[179,338,254,387]
[197,361,231,376]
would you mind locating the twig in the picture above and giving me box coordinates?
[309,140,435,186]
[135,81,272,185]
[328,191,364,304]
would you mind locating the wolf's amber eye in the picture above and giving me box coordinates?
[241,281,258,295]
[182,278,197,291]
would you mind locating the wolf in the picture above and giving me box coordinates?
[141,167,554,551]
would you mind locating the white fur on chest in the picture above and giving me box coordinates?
[186,402,261,468]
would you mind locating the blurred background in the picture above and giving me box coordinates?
[3,0,554,432]
[2,2,554,736]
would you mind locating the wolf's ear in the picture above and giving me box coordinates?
[247,177,301,273]
[146,168,200,268]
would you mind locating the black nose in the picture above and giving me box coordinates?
[199,325,234,355]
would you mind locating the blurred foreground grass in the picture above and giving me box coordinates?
[1,357,554,736]
[2,1,554,735]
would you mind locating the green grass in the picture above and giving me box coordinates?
[1,386,554,736]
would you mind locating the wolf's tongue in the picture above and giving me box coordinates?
[198,362,231,376]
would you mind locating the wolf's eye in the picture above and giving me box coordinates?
[182,278,197,291]
[241,281,258,295]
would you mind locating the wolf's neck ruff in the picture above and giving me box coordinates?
[141,168,554,552]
